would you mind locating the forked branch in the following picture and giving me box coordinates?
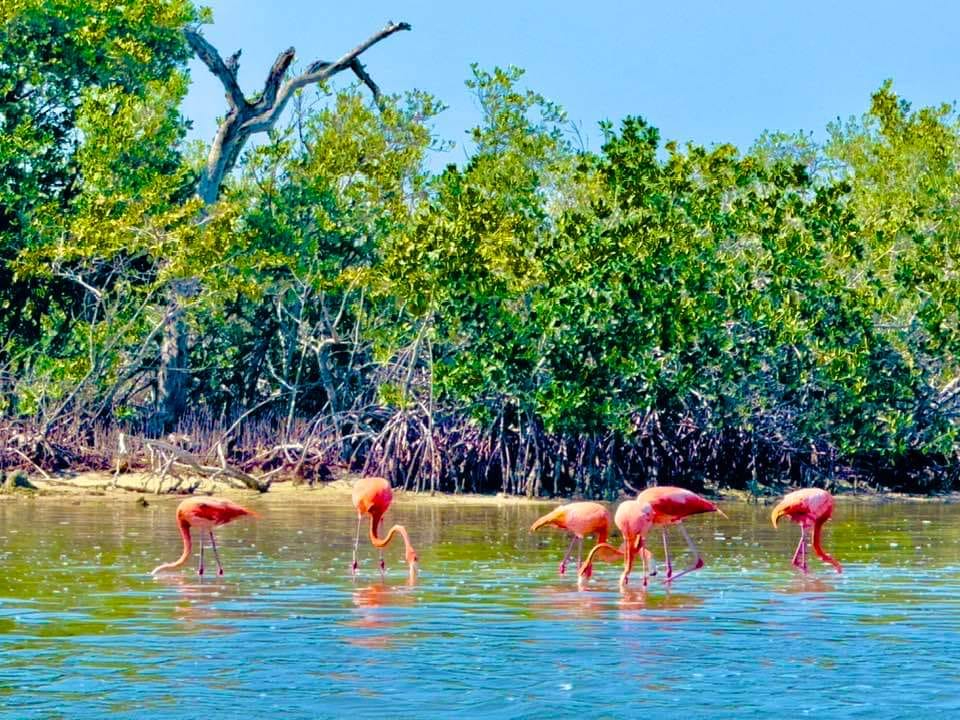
[187,20,412,205]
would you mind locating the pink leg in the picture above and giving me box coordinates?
[559,534,578,575]
[352,514,362,575]
[209,531,224,576]
[663,523,704,582]
[790,531,804,566]
[792,527,808,573]
[800,528,808,573]
[662,528,673,579]
[640,540,649,588]
[197,533,205,576]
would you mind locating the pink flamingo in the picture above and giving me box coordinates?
[530,501,611,578]
[351,477,418,578]
[771,488,842,573]
[151,496,257,576]
[581,486,725,588]
[635,485,727,582]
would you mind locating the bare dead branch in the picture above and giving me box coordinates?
[184,29,247,110]
[188,20,411,205]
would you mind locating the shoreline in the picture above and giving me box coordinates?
[2,470,959,505]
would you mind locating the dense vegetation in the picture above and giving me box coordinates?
[2,1,958,495]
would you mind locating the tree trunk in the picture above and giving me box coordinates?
[157,300,188,431]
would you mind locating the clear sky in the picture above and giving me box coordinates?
[182,1,960,165]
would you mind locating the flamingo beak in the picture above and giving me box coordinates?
[771,506,786,529]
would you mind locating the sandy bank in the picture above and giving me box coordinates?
[2,470,958,505]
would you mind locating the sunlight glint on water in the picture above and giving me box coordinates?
[1,495,960,718]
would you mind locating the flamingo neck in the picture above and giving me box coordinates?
[812,520,842,573]
[370,520,416,560]
[151,516,192,575]
[579,541,624,577]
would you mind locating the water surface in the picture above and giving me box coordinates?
[1,494,959,718]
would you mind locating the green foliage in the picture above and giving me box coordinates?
[0,0,198,343]
[2,4,958,492]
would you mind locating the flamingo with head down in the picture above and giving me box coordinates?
[530,501,611,578]
[351,477,418,579]
[771,488,842,573]
[151,496,257,576]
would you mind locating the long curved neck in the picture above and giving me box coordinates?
[151,516,192,575]
[580,541,623,577]
[812,520,842,573]
[370,520,414,556]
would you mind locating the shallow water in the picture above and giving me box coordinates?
[1,494,959,719]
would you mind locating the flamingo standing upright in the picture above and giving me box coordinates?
[771,488,842,573]
[530,501,611,578]
[351,476,418,579]
[581,486,725,588]
[151,496,257,576]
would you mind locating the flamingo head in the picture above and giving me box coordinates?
[771,501,790,529]
[406,546,419,566]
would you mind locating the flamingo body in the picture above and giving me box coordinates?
[151,496,257,576]
[530,501,611,576]
[771,488,842,573]
[351,477,418,577]
[636,485,723,525]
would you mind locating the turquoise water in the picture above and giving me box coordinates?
[1,495,959,718]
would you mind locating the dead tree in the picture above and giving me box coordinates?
[157,20,412,428]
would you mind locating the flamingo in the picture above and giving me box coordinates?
[634,485,727,583]
[581,486,725,588]
[351,476,418,579]
[150,496,257,576]
[771,488,842,573]
[579,498,651,588]
[530,501,611,578]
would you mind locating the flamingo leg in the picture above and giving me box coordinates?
[352,513,362,575]
[576,537,584,574]
[379,550,386,578]
[620,540,635,589]
[640,539,649,588]
[799,526,809,573]
[559,534,578,575]
[209,531,224,576]
[791,527,806,569]
[198,532,205,576]
[663,523,704,582]
[662,527,673,579]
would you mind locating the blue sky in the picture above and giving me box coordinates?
[182,1,960,164]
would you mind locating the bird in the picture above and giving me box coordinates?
[580,486,726,588]
[351,476,418,578]
[530,501,611,578]
[771,488,842,573]
[634,485,727,583]
[579,498,652,588]
[150,496,257,576]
